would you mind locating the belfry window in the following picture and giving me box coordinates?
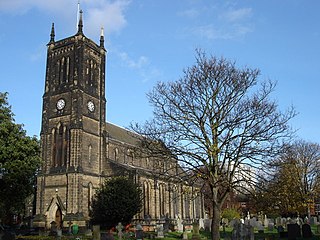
[57,57,70,84]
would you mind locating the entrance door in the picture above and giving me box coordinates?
[55,207,62,229]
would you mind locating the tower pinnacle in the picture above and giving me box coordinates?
[100,27,105,47]
[50,23,55,43]
[77,10,83,34]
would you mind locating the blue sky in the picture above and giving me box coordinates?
[0,0,319,143]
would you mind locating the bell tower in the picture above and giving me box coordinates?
[34,10,107,228]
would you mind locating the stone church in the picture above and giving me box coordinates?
[34,11,205,229]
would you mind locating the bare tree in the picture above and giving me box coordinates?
[131,50,296,240]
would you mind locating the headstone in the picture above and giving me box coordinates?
[199,218,204,230]
[49,221,57,236]
[275,217,281,227]
[302,223,313,238]
[177,218,183,232]
[183,230,188,240]
[164,216,171,233]
[136,224,144,240]
[310,216,317,225]
[249,217,257,227]
[67,221,73,234]
[93,225,101,240]
[244,219,250,226]
[191,222,201,240]
[231,219,241,240]
[296,218,303,226]
[229,219,236,228]
[268,222,274,231]
[277,225,284,233]
[263,215,269,227]
[249,225,255,240]
[287,223,301,240]
[156,224,164,238]
[256,221,264,233]
[57,229,62,237]
[116,222,124,240]
[204,218,211,232]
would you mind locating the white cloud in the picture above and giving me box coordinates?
[222,7,252,22]
[178,9,199,18]
[85,0,130,37]
[115,50,161,83]
[185,5,253,41]
[0,0,131,35]
[118,51,149,69]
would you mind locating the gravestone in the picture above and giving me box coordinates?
[248,225,254,240]
[191,222,201,240]
[268,222,274,231]
[296,217,303,226]
[302,223,313,238]
[49,221,57,236]
[199,218,204,230]
[163,217,170,233]
[204,218,211,232]
[116,222,124,240]
[177,217,183,232]
[287,223,301,240]
[263,215,269,227]
[136,224,144,240]
[67,221,73,234]
[256,221,264,233]
[156,224,164,238]
[249,217,257,227]
[231,219,241,240]
[310,216,317,225]
[93,225,101,240]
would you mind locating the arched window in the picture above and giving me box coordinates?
[63,125,68,166]
[159,184,166,217]
[58,57,70,84]
[88,145,92,165]
[56,124,63,166]
[52,128,57,166]
[143,182,150,217]
[52,123,68,167]
[88,182,93,209]
[114,148,119,161]
[59,57,65,84]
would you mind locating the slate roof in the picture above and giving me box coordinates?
[105,122,142,146]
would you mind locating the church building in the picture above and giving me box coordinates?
[34,11,205,229]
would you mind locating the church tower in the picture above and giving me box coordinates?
[34,11,107,228]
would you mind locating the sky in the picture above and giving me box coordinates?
[0,0,319,143]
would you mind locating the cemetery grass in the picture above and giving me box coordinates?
[14,227,320,240]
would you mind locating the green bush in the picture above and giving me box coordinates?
[221,208,240,221]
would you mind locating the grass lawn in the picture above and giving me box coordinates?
[14,226,320,240]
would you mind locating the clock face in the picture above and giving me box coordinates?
[56,99,65,110]
[87,101,95,112]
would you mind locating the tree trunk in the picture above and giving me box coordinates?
[211,202,221,240]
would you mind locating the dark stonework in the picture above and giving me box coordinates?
[34,11,205,230]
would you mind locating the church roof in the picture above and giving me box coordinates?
[105,122,141,146]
